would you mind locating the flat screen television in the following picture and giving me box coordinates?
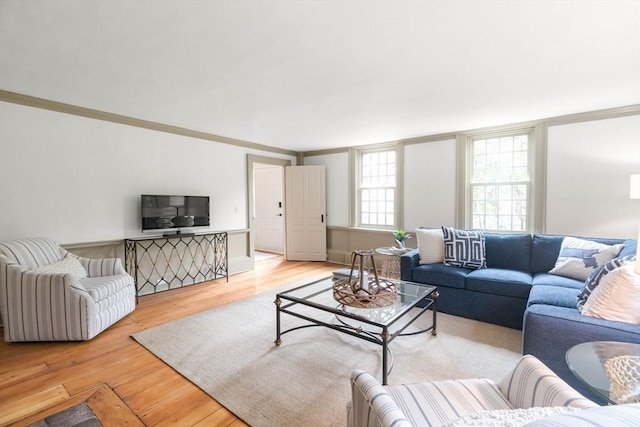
[141,195,210,233]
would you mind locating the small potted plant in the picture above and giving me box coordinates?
[392,230,412,249]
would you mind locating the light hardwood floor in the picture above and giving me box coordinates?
[0,257,338,426]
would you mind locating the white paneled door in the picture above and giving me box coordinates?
[285,165,327,261]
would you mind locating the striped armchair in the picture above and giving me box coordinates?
[0,237,135,342]
[348,355,602,427]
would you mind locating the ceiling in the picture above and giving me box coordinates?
[1,1,639,152]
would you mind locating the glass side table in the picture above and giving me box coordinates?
[566,341,640,404]
[375,247,410,279]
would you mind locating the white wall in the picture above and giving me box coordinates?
[305,141,459,232]
[0,102,295,244]
[546,115,640,238]
[404,139,457,231]
[2,101,638,246]
[306,114,639,240]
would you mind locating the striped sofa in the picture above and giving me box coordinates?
[348,355,639,426]
[0,237,136,342]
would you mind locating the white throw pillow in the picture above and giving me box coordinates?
[523,403,640,427]
[31,256,87,279]
[549,237,624,281]
[416,228,444,264]
[442,406,580,427]
[582,263,640,324]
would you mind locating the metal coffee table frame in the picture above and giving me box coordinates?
[274,276,438,385]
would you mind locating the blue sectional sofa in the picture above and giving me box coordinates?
[400,231,639,403]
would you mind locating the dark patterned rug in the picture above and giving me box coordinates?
[29,403,100,427]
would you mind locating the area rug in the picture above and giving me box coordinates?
[132,280,522,427]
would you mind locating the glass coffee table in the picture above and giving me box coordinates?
[274,276,438,384]
[566,341,640,404]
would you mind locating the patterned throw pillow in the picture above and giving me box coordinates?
[577,256,633,311]
[442,227,486,269]
[549,237,624,281]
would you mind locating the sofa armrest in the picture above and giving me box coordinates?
[522,303,640,403]
[0,254,28,274]
[400,249,419,281]
[525,303,640,335]
[77,256,126,277]
[6,267,92,298]
[498,355,598,409]
[348,370,411,427]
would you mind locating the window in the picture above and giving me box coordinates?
[471,133,530,231]
[351,144,403,229]
[459,126,542,233]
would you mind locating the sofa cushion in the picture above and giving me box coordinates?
[466,269,532,299]
[442,227,486,269]
[530,234,565,274]
[80,274,135,303]
[549,237,623,281]
[582,262,640,324]
[532,273,583,289]
[416,227,444,264]
[411,263,469,289]
[527,285,579,309]
[484,233,532,272]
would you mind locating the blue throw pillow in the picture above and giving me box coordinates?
[576,255,635,312]
[442,227,486,269]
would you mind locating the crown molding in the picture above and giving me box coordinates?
[303,105,640,158]
[2,90,637,158]
[545,104,640,126]
[0,90,298,157]
[302,146,350,157]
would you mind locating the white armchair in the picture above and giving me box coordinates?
[348,355,604,427]
[0,237,135,342]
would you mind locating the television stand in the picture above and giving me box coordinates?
[124,231,228,299]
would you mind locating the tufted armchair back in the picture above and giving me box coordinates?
[0,237,66,269]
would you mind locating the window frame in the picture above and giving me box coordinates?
[349,142,404,230]
[456,123,546,234]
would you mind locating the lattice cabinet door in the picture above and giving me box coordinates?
[125,232,228,297]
